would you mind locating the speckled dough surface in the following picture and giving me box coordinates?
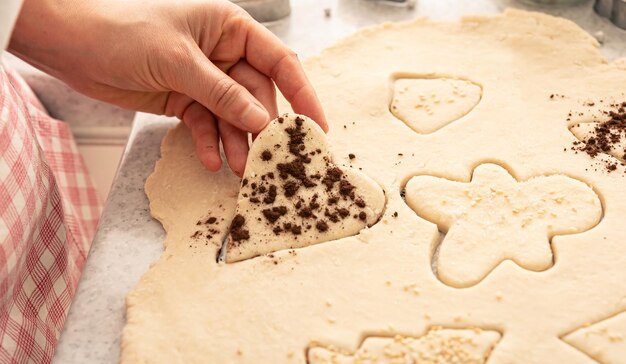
[123,10,626,363]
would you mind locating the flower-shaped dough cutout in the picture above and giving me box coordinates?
[390,77,482,134]
[308,327,501,364]
[562,310,626,364]
[226,114,385,263]
[405,163,602,288]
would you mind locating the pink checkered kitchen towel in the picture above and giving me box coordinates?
[0,64,101,363]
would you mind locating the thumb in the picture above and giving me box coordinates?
[176,48,270,133]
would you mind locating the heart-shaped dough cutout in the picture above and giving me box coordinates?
[391,77,482,134]
[226,113,385,263]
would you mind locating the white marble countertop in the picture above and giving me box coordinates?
[53,0,626,363]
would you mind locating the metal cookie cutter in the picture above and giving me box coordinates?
[595,0,626,29]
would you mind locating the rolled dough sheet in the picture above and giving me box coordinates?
[123,9,626,363]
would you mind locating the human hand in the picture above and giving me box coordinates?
[9,0,328,176]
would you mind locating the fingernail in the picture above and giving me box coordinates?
[240,102,269,132]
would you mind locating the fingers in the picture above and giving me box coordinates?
[172,59,276,176]
[217,118,249,177]
[183,101,222,171]
[229,60,278,120]
[164,92,195,118]
[175,47,270,133]
[242,23,328,132]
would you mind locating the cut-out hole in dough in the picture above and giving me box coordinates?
[307,327,501,364]
[562,310,626,364]
[404,163,603,288]
[389,76,482,134]
[224,114,386,263]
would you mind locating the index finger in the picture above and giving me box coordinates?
[243,23,328,132]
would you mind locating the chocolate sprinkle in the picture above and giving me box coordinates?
[263,185,278,204]
[322,167,343,189]
[230,214,250,242]
[261,150,273,161]
[262,206,288,223]
[283,181,300,197]
[316,220,329,232]
[277,159,316,187]
[571,101,626,173]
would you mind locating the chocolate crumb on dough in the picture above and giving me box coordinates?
[337,208,350,218]
[230,214,250,242]
[325,209,340,223]
[261,150,273,161]
[283,181,299,197]
[277,159,316,187]
[262,206,288,223]
[322,167,343,189]
[358,211,367,221]
[571,101,626,173]
[392,211,399,218]
[348,153,356,160]
[206,217,217,224]
[263,185,278,204]
[316,220,329,232]
[298,206,315,219]
[339,180,356,199]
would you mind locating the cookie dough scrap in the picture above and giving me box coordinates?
[404,163,602,288]
[390,77,482,134]
[563,311,626,364]
[226,114,386,263]
[308,328,501,364]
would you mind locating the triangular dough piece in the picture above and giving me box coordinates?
[308,328,501,364]
[226,114,385,262]
[562,311,626,364]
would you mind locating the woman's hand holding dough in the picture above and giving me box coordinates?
[9,0,328,175]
